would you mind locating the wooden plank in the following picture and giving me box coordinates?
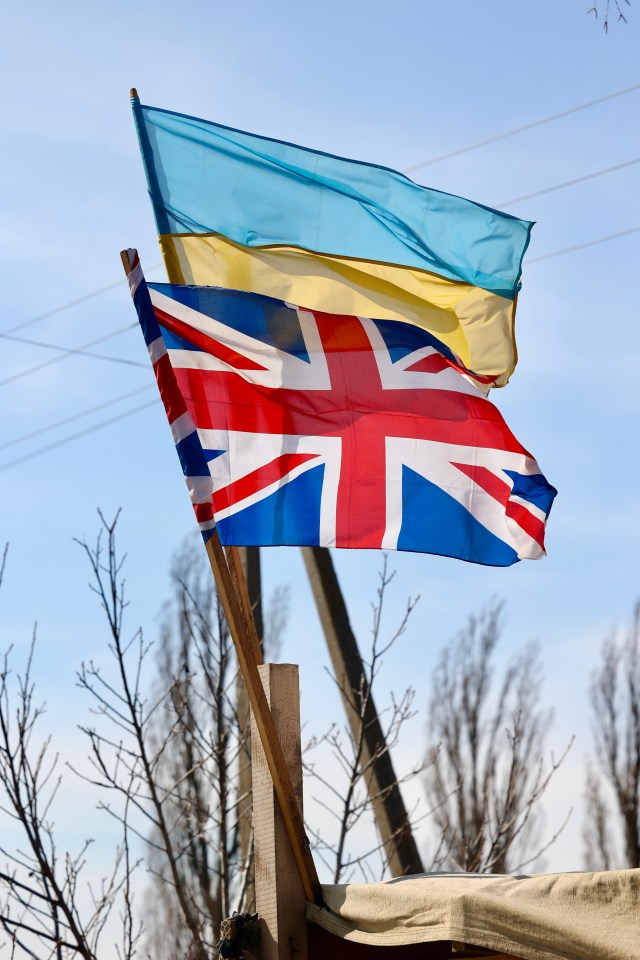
[253,664,308,960]
[225,543,263,665]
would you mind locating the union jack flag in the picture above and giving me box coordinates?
[127,252,556,566]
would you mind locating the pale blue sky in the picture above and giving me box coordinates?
[1,0,639,880]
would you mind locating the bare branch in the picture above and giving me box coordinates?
[588,0,631,31]
[584,601,640,868]
[424,602,571,873]
[305,559,423,882]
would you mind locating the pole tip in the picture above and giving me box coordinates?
[130,87,139,99]
[120,248,139,277]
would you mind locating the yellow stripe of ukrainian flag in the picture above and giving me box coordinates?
[159,233,517,385]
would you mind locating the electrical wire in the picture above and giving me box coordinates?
[1,262,163,338]
[403,81,640,173]
[3,144,636,386]
[1,280,128,337]
[0,400,158,473]
[0,324,146,388]
[3,153,638,384]
[4,81,639,350]
[3,87,638,385]
[3,220,638,472]
[6,85,640,343]
[5,202,633,392]
[0,385,155,453]
[0,327,147,369]
[498,156,640,208]
[526,225,640,264]
[3,82,640,467]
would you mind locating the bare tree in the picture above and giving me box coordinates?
[72,513,224,960]
[139,535,247,959]
[588,0,631,31]
[584,601,640,870]
[304,558,426,883]
[0,518,290,960]
[424,602,571,874]
[2,518,577,958]
[77,519,289,960]
[0,543,141,960]
[141,534,289,958]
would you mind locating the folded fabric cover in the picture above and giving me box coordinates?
[307,871,640,960]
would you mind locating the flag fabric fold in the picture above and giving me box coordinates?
[126,252,555,567]
[131,96,533,386]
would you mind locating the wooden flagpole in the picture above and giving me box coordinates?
[120,248,323,905]
[204,535,323,904]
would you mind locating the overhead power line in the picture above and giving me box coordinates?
[3,206,637,389]
[5,86,639,344]
[526,225,640,264]
[0,385,155,453]
[3,85,638,386]
[4,150,634,385]
[0,400,158,473]
[1,262,163,338]
[498,156,640,208]
[403,81,640,173]
[3,221,638,473]
[0,323,145,389]
[3,81,639,359]
[0,327,147,369]
[1,215,637,395]
[1,279,129,337]
[3,80,640,468]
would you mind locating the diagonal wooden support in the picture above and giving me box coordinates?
[302,546,424,876]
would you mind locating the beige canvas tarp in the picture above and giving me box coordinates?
[306,870,640,960]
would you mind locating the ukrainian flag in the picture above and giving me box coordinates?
[132,94,533,386]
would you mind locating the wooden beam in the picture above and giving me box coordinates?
[225,544,263,665]
[253,664,308,960]
[302,547,424,877]
[236,547,265,645]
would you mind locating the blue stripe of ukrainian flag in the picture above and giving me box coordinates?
[131,94,533,386]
